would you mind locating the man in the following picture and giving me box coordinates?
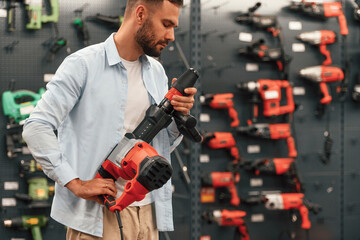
[22,0,195,239]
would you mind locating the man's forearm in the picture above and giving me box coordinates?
[22,121,78,186]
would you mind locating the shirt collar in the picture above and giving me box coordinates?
[105,33,151,69]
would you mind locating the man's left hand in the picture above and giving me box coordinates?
[171,78,197,115]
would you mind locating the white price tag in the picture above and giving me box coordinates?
[293,87,306,95]
[168,45,175,51]
[11,238,26,240]
[4,182,19,191]
[44,73,54,82]
[239,32,253,42]
[25,0,42,6]
[250,178,263,187]
[288,21,302,30]
[264,90,279,99]
[200,113,210,122]
[292,43,306,52]
[2,198,16,207]
[0,9,7,18]
[251,214,265,222]
[200,154,210,163]
[247,145,260,154]
[20,105,34,115]
[245,63,259,72]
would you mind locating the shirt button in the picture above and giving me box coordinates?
[117,128,121,131]
[121,104,124,107]
[122,80,126,84]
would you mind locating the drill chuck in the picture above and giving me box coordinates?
[237,81,258,92]
[299,66,322,82]
[296,31,322,45]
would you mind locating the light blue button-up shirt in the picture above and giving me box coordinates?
[22,33,182,237]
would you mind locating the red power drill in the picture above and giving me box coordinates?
[299,65,344,116]
[241,158,304,192]
[201,172,241,206]
[296,30,336,65]
[202,209,249,240]
[287,1,348,35]
[95,69,201,236]
[237,79,295,122]
[201,93,240,127]
[202,132,240,163]
[244,193,322,230]
[237,123,297,158]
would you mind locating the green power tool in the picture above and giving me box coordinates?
[15,177,54,208]
[4,215,48,240]
[2,88,45,129]
[26,0,59,30]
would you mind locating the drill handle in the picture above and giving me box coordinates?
[319,44,332,65]
[228,183,241,206]
[228,107,240,127]
[235,223,250,240]
[287,136,297,158]
[319,82,332,104]
[299,205,311,230]
[6,0,16,32]
[173,111,202,142]
[338,13,349,35]
[31,225,43,240]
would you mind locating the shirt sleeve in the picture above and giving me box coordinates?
[22,54,86,187]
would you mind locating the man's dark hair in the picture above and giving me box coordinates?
[126,0,183,13]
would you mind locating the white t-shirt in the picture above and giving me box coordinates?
[115,57,152,207]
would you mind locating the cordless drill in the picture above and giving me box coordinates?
[95,69,201,235]
[201,93,240,127]
[296,30,336,65]
[243,193,322,230]
[286,1,348,35]
[237,79,295,122]
[235,2,282,43]
[238,39,287,72]
[298,65,344,116]
[201,172,241,206]
[241,158,304,192]
[25,0,59,30]
[4,215,48,240]
[237,123,297,158]
[202,132,241,163]
[202,209,249,240]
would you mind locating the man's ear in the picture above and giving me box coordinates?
[135,5,147,24]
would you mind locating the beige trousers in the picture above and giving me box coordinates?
[66,203,159,240]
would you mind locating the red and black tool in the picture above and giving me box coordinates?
[203,209,249,240]
[237,79,295,122]
[298,65,344,117]
[235,2,283,44]
[237,123,297,158]
[296,30,336,65]
[201,93,240,127]
[286,1,348,35]
[243,193,322,230]
[241,158,304,192]
[95,68,201,238]
[202,132,241,164]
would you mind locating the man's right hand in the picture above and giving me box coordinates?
[65,178,117,205]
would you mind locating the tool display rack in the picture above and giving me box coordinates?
[1,0,360,240]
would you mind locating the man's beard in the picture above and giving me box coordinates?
[135,19,168,57]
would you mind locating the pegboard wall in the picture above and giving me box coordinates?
[1,0,360,240]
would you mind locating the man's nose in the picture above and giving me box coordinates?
[165,28,175,42]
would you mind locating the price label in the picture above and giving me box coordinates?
[200,154,210,163]
[44,73,55,82]
[292,43,306,52]
[247,145,260,154]
[293,87,306,95]
[264,90,279,99]
[200,187,215,203]
[288,21,302,30]
[0,9,7,18]
[4,182,19,191]
[199,113,210,122]
[2,198,16,207]
[251,214,265,222]
[200,236,211,240]
[245,63,259,72]
[239,32,253,42]
[250,178,263,187]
